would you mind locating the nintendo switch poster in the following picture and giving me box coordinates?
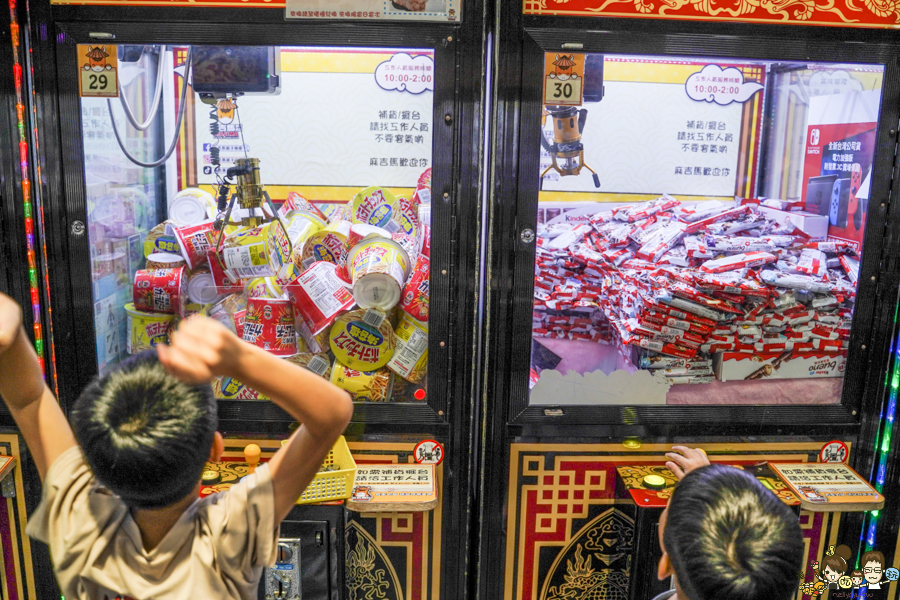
[802,90,880,252]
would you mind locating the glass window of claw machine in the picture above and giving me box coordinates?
[56,37,450,417]
[506,28,900,420]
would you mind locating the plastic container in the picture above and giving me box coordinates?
[283,435,357,505]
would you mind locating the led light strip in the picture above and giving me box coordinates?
[7,0,46,375]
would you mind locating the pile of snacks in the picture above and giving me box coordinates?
[532,196,855,384]
[127,170,432,402]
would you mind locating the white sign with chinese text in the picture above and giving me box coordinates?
[284,0,459,21]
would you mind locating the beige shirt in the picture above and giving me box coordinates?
[26,446,279,600]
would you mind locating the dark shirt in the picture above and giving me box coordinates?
[651,591,677,600]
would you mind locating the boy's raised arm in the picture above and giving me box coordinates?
[159,317,353,524]
[0,293,77,479]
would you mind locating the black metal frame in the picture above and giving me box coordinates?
[24,2,487,599]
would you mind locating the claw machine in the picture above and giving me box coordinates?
[20,0,487,596]
[479,2,900,599]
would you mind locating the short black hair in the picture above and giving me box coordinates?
[73,350,217,509]
[663,464,803,600]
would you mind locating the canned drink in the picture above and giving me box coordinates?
[170,188,216,227]
[146,252,186,270]
[173,220,217,270]
[242,297,298,356]
[222,220,293,280]
[330,361,392,402]
[133,267,186,314]
[347,238,411,310]
[298,220,353,271]
[329,308,396,370]
[125,303,174,354]
[386,312,428,383]
[350,186,402,233]
[398,254,429,322]
[285,261,356,336]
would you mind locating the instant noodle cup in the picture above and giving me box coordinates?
[347,237,411,310]
[391,232,419,264]
[398,254,429,322]
[245,277,284,299]
[284,210,326,246]
[125,303,174,354]
[330,361,392,402]
[146,252,186,270]
[233,309,246,339]
[242,297,298,356]
[285,261,356,336]
[286,352,332,379]
[186,270,223,305]
[329,308,395,370]
[222,220,293,280]
[414,168,432,204]
[350,186,402,233]
[296,318,332,354]
[173,220,217,270]
[298,220,353,271]
[215,376,268,401]
[133,267,186,314]
[170,188,217,227]
[418,222,431,258]
[395,196,419,237]
[180,302,208,320]
[387,312,428,383]
[281,191,328,223]
[206,249,243,294]
[346,223,390,250]
[144,222,180,258]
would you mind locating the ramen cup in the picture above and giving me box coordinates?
[398,254,429,322]
[346,223,391,250]
[285,261,356,337]
[395,196,420,238]
[173,220,217,270]
[298,220,353,271]
[215,376,269,401]
[170,188,217,227]
[284,210,326,246]
[242,297,298,356]
[329,308,395,370]
[146,252,186,270]
[125,303,174,354]
[186,269,223,306]
[206,248,243,294]
[346,238,411,310]
[144,221,181,258]
[350,186,402,233]
[330,361,392,402]
[386,312,428,383]
[281,191,328,223]
[222,221,293,280]
[286,352,332,379]
[133,267,186,314]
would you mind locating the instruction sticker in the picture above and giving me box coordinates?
[78,45,118,98]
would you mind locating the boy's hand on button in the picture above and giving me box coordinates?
[158,316,243,384]
[0,293,23,356]
[665,445,710,480]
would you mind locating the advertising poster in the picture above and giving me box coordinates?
[539,58,764,199]
[802,89,880,251]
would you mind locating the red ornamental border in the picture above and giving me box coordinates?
[524,0,900,28]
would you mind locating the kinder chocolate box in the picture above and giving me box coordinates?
[329,308,395,370]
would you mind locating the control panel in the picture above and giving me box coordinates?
[264,539,302,600]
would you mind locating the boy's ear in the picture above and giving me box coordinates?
[658,549,675,581]
[208,431,224,463]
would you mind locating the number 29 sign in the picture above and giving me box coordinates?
[543,53,584,107]
[78,45,119,98]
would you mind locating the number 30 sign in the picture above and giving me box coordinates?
[543,53,584,107]
[78,45,119,98]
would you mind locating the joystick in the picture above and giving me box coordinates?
[244,443,261,475]
[849,167,863,231]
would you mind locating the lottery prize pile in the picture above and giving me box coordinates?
[127,170,432,402]
[532,196,855,386]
